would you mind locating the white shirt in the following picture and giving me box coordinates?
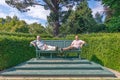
[71,40,84,48]
[36,40,44,48]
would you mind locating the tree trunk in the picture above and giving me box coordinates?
[53,21,60,36]
[44,0,60,36]
[52,5,60,37]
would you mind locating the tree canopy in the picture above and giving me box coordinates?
[60,0,98,34]
[3,0,120,36]
[5,0,88,36]
[102,0,120,32]
[0,16,45,34]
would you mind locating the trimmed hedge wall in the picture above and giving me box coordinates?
[0,32,53,38]
[82,33,120,72]
[0,35,36,70]
[65,33,120,72]
[0,33,58,71]
[0,32,120,72]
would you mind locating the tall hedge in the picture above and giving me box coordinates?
[65,33,120,71]
[0,32,57,71]
[0,35,35,70]
[0,32,120,72]
[82,33,120,72]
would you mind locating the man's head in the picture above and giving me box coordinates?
[75,35,79,40]
[37,35,41,40]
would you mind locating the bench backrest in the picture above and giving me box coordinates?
[43,40,72,48]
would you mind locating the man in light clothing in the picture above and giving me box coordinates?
[62,35,86,51]
[30,36,58,51]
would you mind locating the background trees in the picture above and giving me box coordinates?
[28,22,45,34]
[5,0,87,36]
[102,0,120,17]
[0,16,44,34]
[2,0,120,36]
[102,0,120,32]
[60,0,97,34]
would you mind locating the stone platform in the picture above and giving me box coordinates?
[0,58,116,77]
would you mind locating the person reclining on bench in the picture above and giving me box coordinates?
[62,35,86,51]
[30,35,59,51]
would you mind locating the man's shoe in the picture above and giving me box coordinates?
[55,46,59,51]
[59,48,63,53]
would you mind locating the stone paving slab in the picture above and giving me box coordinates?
[0,58,119,80]
[0,69,120,80]
[0,76,120,80]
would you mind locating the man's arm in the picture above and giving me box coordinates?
[30,40,36,47]
[71,40,75,46]
[80,41,86,48]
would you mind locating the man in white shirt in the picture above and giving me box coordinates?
[63,35,86,51]
[30,36,58,51]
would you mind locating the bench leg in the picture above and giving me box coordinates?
[50,53,52,58]
[64,52,66,58]
[78,53,81,59]
[36,51,39,60]
[39,52,41,59]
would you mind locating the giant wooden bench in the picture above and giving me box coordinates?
[30,40,82,59]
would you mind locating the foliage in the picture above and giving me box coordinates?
[102,0,120,32]
[0,32,54,70]
[0,31,53,38]
[95,24,106,32]
[105,16,120,32]
[60,0,97,34]
[5,0,86,36]
[102,0,120,16]
[0,32,120,72]
[0,35,35,70]
[45,0,82,36]
[95,12,103,24]
[0,16,45,34]
[65,33,120,72]
[28,22,45,34]
[11,20,29,33]
[4,0,120,35]
[0,31,36,37]
[81,33,120,72]
[0,16,29,33]
[45,25,54,36]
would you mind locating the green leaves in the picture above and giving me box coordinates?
[61,0,97,34]
[0,35,34,70]
[105,16,120,32]
[0,16,45,34]
[0,32,120,72]
[81,33,120,72]
[102,0,120,33]
[102,0,120,16]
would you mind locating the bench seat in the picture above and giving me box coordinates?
[31,40,81,59]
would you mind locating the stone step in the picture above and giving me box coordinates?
[0,58,116,77]
[16,63,98,67]
[28,61,91,64]
[27,58,91,64]
[15,64,102,70]
[1,70,115,77]
[28,58,90,62]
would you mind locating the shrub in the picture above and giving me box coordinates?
[0,35,35,70]
[0,32,53,38]
[80,33,120,71]
[0,32,55,70]
[65,33,120,72]
[0,32,120,72]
